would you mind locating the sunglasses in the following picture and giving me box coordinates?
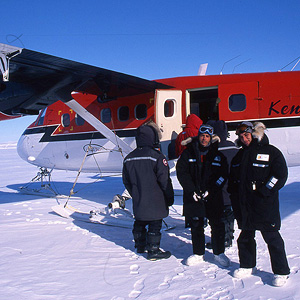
[199,125,214,135]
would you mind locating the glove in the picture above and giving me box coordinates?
[193,191,209,202]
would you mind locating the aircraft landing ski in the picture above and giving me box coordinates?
[52,203,134,229]
[52,204,176,230]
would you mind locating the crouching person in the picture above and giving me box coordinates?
[122,121,174,261]
[176,124,230,267]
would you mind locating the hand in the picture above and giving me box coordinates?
[193,192,202,202]
[193,191,209,202]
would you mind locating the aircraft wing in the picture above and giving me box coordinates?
[0,43,171,116]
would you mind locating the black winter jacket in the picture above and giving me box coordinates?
[122,125,174,221]
[207,120,239,206]
[176,136,228,222]
[228,131,288,231]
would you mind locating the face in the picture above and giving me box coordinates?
[239,132,252,147]
[199,133,211,147]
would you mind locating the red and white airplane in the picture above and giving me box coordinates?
[1,42,300,175]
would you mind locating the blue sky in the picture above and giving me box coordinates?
[1,0,300,143]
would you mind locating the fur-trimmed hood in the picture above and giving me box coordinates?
[181,134,221,148]
[136,120,162,148]
[235,122,268,147]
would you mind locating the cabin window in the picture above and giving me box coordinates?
[75,114,85,126]
[37,108,47,126]
[61,113,70,127]
[135,104,147,120]
[229,94,246,112]
[101,108,111,123]
[118,106,129,121]
[164,99,175,117]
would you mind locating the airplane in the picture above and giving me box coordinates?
[1,42,300,179]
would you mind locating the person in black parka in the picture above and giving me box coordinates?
[122,121,174,261]
[207,120,239,248]
[229,121,290,286]
[176,124,230,267]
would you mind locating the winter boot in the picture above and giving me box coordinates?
[205,242,212,249]
[272,274,289,287]
[133,232,146,254]
[214,253,231,267]
[186,254,204,266]
[146,232,171,261]
[233,267,256,279]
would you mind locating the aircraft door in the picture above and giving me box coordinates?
[218,82,259,121]
[155,90,182,159]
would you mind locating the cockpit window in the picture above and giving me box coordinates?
[36,108,47,126]
[61,113,70,127]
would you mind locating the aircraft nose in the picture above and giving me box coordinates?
[17,134,36,162]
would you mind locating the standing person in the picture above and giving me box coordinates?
[176,124,230,267]
[229,121,290,287]
[122,121,174,261]
[207,120,239,248]
[175,114,203,158]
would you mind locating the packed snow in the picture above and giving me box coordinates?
[0,145,300,300]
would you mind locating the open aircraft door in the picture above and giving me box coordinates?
[218,82,260,121]
[155,90,182,159]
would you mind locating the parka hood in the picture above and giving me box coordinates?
[136,121,161,148]
[235,122,269,147]
[185,114,203,131]
[181,134,221,148]
[207,120,228,142]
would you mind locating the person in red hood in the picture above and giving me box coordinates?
[175,114,203,158]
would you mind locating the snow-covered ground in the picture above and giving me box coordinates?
[0,145,300,300]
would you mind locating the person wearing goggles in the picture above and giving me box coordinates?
[235,121,254,147]
[176,123,230,268]
[229,122,290,286]
[198,125,214,148]
[198,124,214,135]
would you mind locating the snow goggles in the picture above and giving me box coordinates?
[236,121,253,135]
[199,125,214,135]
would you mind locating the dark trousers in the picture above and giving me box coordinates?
[190,217,225,256]
[222,205,235,245]
[132,219,162,249]
[237,230,290,275]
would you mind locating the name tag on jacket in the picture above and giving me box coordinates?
[256,154,269,161]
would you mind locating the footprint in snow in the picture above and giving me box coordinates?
[128,278,145,298]
[125,252,139,260]
[158,274,173,290]
[130,264,140,275]
[232,277,244,289]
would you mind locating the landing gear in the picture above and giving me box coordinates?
[19,167,59,197]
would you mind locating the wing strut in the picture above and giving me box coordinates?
[0,44,22,81]
[65,98,134,155]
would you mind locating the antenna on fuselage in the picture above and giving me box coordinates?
[220,55,241,74]
[279,56,300,71]
[232,58,251,73]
